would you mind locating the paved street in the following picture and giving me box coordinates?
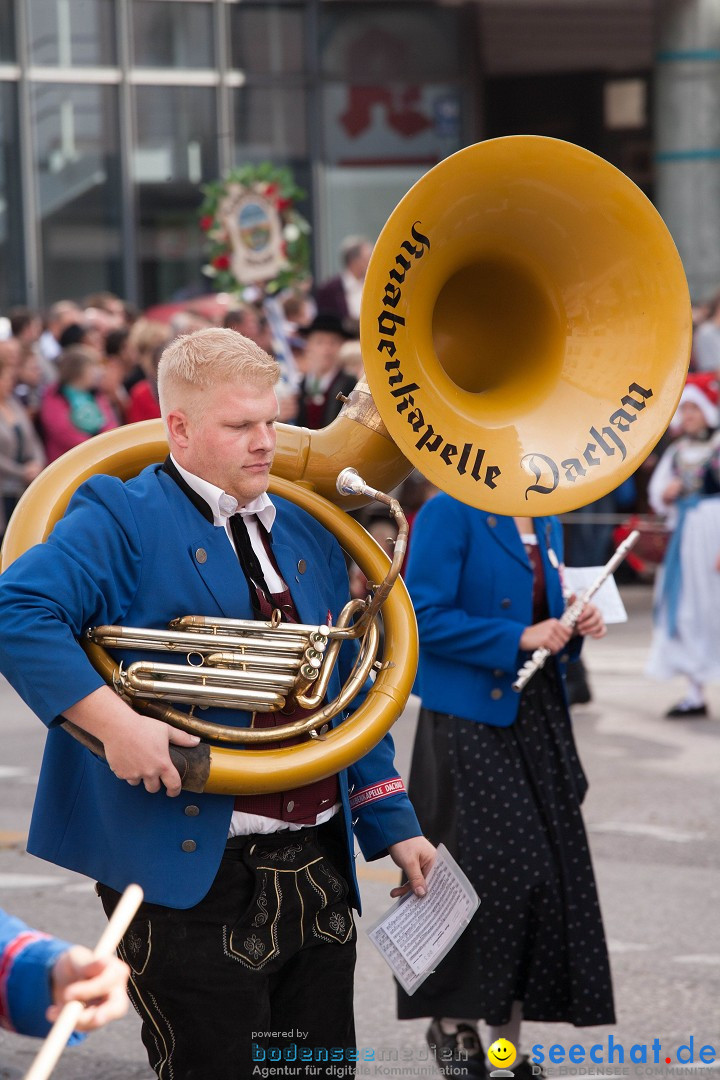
[1,584,719,1079]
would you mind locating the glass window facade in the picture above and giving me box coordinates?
[233,86,308,163]
[31,82,123,301]
[134,85,218,185]
[3,0,470,309]
[27,0,117,67]
[0,81,24,308]
[134,85,218,305]
[229,3,306,76]
[132,1,215,69]
[0,0,15,62]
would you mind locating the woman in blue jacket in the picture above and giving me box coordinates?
[397,493,615,1078]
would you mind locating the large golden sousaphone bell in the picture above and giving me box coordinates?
[361,136,690,515]
[2,136,691,794]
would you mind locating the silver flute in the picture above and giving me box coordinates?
[512,529,640,693]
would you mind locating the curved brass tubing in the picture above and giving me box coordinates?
[1,427,417,795]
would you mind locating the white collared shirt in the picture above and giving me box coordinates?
[171,455,286,593]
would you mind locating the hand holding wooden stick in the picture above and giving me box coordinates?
[23,883,143,1080]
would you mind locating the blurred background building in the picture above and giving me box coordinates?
[0,0,717,311]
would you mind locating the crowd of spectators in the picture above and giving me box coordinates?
[0,282,370,544]
[4,270,719,558]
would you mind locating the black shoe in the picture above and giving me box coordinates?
[427,1018,488,1078]
[510,1057,545,1080]
[665,702,708,718]
[566,657,592,706]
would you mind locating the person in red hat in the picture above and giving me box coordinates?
[685,370,719,408]
[645,380,720,717]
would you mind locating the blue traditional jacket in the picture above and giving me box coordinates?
[0,465,421,910]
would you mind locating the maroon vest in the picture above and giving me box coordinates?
[524,540,549,623]
[232,533,339,824]
[302,393,328,431]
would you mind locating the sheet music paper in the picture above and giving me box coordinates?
[562,566,628,624]
[366,844,479,995]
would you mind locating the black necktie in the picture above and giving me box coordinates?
[229,513,274,616]
[161,457,274,616]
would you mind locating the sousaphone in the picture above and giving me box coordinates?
[2,136,691,794]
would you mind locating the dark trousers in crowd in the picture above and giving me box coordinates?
[98,817,357,1080]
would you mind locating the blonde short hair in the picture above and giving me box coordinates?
[157,327,280,419]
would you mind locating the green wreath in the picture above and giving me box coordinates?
[199,163,311,295]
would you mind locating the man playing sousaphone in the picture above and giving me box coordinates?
[0,327,434,1078]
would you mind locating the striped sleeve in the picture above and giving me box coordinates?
[0,910,79,1039]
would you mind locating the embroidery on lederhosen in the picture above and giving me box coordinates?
[226,872,281,970]
[260,842,303,863]
[117,924,176,1080]
[121,919,153,976]
[243,934,266,962]
[252,873,269,927]
[305,864,354,945]
[318,860,344,897]
[225,839,353,967]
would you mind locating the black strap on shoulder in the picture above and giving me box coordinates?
[161,456,214,523]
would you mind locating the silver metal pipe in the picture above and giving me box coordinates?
[170,614,330,643]
[123,671,287,711]
[125,661,297,692]
[90,625,310,657]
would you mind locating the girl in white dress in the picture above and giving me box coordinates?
[646,382,720,716]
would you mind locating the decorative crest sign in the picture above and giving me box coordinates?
[199,164,310,295]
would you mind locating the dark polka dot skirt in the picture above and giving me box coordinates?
[397,666,615,1027]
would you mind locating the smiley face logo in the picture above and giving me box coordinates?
[488,1038,517,1070]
